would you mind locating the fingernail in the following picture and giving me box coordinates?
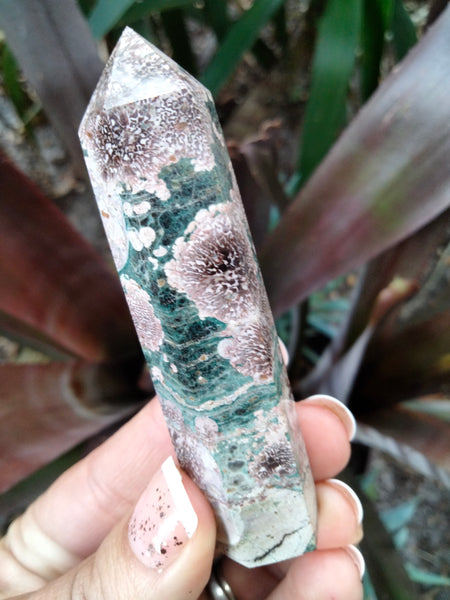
[278,337,289,366]
[128,456,198,571]
[344,545,365,579]
[327,479,364,524]
[303,394,356,441]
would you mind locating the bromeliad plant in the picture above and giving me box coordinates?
[0,0,449,597]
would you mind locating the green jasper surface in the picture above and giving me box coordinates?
[79,27,317,567]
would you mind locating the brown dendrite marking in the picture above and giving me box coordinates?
[166,203,277,381]
[121,276,164,351]
[166,205,260,323]
[250,442,297,482]
[83,85,214,198]
[218,320,275,382]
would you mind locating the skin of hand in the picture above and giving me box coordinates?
[0,394,364,600]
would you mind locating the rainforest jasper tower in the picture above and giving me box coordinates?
[79,27,317,567]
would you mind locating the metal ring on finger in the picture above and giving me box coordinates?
[207,560,236,600]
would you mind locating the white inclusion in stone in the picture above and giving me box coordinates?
[195,416,218,449]
[123,201,133,216]
[128,229,144,251]
[134,200,151,214]
[139,226,156,247]
[151,366,164,383]
[154,246,167,257]
[120,275,164,351]
[96,192,129,270]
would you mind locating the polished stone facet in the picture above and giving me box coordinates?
[79,27,317,567]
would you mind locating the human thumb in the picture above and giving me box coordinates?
[27,457,216,600]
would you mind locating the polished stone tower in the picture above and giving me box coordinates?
[79,27,316,567]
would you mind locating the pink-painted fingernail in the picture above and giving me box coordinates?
[344,545,366,580]
[128,456,198,571]
[278,337,289,366]
[303,394,357,441]
[327,479,364,524]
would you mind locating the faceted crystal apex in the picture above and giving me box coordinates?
[80,27,208,122]
[79,27,219,201]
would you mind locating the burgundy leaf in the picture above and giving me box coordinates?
[0,154,141,362]
[261,7,450,316]
[0,360,150,493]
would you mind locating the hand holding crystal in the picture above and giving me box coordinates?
[0,394,364,600]
[1,21,366,599]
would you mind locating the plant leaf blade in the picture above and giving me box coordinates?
[261,6,450,316]
[296,0,361,184]
[0,154,141,362]
[88,0,136,38]
[0,361,147,493]
[200,0,285,96]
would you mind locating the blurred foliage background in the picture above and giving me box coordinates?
[0,1,449,598]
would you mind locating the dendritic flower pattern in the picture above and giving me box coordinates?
[80,30,216,201]
[85,91,214,200]
[249,441,297,482]
[248,405,299,483]
[120,276,163,351]
[195,415,219,449]
[165,203,260,322]
[165,200,276,382]
[218,319,274,382]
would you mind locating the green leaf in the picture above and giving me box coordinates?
[204,0,229,41]
[359,467,380,501]
[380,500,417,533]
[360,0,388,101]
[296,0,361,185]
[200,0,286,96]
[119,0,194,28]
[88,0,136,38]
[378,0,394,28]
[392,0,417,60]
[261,6,450,317]
[160,8,197,74]
[402,398,450,423]
[343,471,419,600]
[1,43,27,119]
[405,564,450,586]
[393,527,409,549]
[88,0,197,37]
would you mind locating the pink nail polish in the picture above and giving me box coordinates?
[303,394,357,441]
[327,479,364,524]
[278,337,289,366]
[128,456,198,571]
[344,545,366,580]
